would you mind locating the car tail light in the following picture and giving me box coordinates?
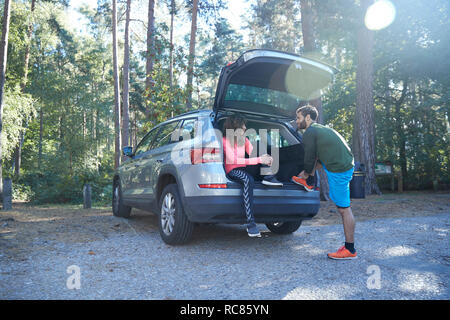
[198,184,228,189]
[191,148,221,164]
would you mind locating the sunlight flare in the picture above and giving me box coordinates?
[365,0,396,31]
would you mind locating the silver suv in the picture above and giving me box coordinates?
[112,49,335,244]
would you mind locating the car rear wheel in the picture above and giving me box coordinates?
[158,184,194,245]
[265,221,302,234]
[112,180,131,218]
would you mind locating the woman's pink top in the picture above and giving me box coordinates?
[223,137,261,174]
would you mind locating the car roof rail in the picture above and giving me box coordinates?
[165,108,212,121]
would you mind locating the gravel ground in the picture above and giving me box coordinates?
[1,200,449,300]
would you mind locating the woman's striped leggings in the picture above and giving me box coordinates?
[227,168,255,226]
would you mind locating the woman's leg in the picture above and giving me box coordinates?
[244,164,262,181]
[227,168,256,226]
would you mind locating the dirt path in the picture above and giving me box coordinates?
[0,191,449,257]
[304,191,450,226]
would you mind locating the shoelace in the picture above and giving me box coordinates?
[337,246,347,253]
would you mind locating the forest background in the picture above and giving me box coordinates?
[0,0,448,205]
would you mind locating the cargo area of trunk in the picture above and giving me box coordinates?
[215,113,317,189]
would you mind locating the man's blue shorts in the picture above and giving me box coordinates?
[323,165,354,208]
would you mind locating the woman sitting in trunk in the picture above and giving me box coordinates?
[222,115,283,237]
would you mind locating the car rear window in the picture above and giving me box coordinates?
[179,118,197,140]
[224,84,302,117]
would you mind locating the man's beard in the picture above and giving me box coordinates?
[298,119,307,130]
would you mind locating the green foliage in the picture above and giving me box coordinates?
[197,18,244,107]
[14,168,113,204]
[318,0,450,190]
[246,0,301,53]
[3,0,116,203]
[2,0,449,206]
[1,88,35,168]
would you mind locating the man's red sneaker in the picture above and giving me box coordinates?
[327,246,357,260]
[291,176,314,192]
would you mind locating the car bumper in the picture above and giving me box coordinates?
[182,187,320,223]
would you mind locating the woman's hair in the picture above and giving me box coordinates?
[223,114,247,146]
[223,114,247,131]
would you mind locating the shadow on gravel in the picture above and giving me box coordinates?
[127,209,298,247]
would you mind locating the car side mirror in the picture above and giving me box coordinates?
[122,146,133,157]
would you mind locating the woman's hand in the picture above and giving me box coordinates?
[260,154,273,166]
[299,170,309,179]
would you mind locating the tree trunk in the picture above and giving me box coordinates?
[38,107,43,170]
[300,0,322,119]
[300,0,315,52]
[352,112,361,163]
[146,0,155,119]
[395,79,408,186]
[82,111,86,141]
[186,0,199,109]
[133,109,137,147]
[13,116,29,176]
[0,0,11,199]
[169,0,175,87]
[354,0,381,195]
[22,0,36,90]
[95,109,99,172]
[112,0,121,169]
[122,0,131,163]
[300,0,330,201]
[14,0,35,176]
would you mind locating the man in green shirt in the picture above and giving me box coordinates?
[292,105,357,260]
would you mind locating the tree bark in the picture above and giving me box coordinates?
[395,79,408,185]
[300,0,330,201]
[22,0,36,90]
[300,0,315,52]
[0,0,11,198]
[145,0,155,118]
[354,0,381,195]
[352,112,361,162]
[95,109,99,172]
[186,0,199,109]
[122,0,131,163]
[13,0,34,175]
[169,0,175,87]
[13,116,29,176]
[38,107,43,170]
[112,0,121,169]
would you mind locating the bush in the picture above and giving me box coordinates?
[13,170,113,205]
[12,183,34,202]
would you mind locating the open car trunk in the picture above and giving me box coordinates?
[213,49,335,119]
[215,113,317,189]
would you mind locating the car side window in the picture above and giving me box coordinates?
[134,128,159,156]
[152,121,181,149]
[179,118,197,140]
[267,129,290,147]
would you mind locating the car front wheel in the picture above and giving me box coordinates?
[158,184,194,245]
[112,180,131,218]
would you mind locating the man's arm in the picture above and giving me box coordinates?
[302,128,317,175]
